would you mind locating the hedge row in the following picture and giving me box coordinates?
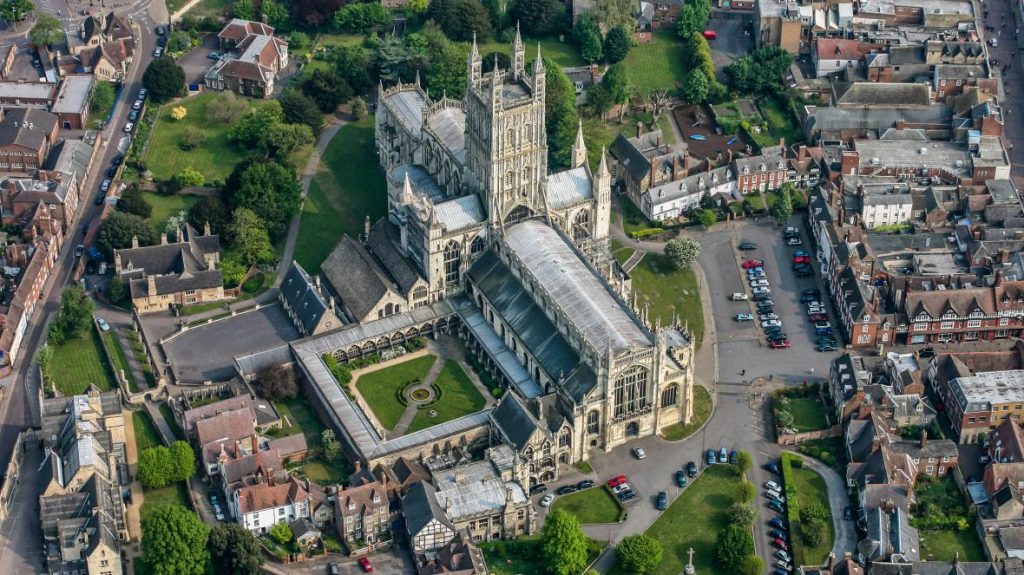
[780,452,805,565]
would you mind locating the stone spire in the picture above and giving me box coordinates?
[597,146,610,178]
[531,43,545,98]
[571,120,587,169]
[512,21,525,79]
[467,33,481,87]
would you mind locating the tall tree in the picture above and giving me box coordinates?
[602,64,634,120]
[229,208,274,266]
[168,440,197,481]
[603,26,632,63]
[187,196,230,236]
[724,45,793,95]
[205,92,249,124]
[587,82,614,119]
[333,45,372,93]
[511,0,566,37]
[209,523,262,575]
[48,286,93,345]
[0,0,34,23]
[771,183,794,223]
[741,556,765,575]
[142,58,185,103]
[266,122,314,159]
[682,68,710,104]
[95,212,157,259]
[91,81,115,114]
[332,2,391,32]
[225,162,302,241]
[261,0,291,29]
[29,13,62,47]
[279,90,323,135]
[289,0,344,27]
[540,510,589,575]
[117,184,153,219]
[596,0,635,30]
[574,14,603,64]
[664,237,701,269]
[676,0,710,39]
[254,364,298,400]
[138,446,173,488]
[141,504,210,575]
[544,58,579,170]
[303,69,352,113]
[715,524,754,573]
[617,534,662,575]
[427,0,492,41]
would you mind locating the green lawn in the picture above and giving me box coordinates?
[295,117,386,273]
[102,331,138,392]
[407,360,488,433]
[629,253,705,346]
[609,464,741,575]
[624,31,688,94]
[140,481,191,519]
[142,192,200,235]
[143,92,253,181]
[132,411,164,452]
[318,33,366,48]
[920,529,986,562]
[789,464,835,566]
[158,403,183,440]
[475,36,584,68]
[788,397,830,432]
[355,355,438,430]
[757,97,802,146]
[551,487,623,524]
[179,301,226,316]
[186,0,234,19]
[913,475,985,561]
[274,396,354,483]
[46,331,116,396]
[481,537,602,575]
[660,385,712,441]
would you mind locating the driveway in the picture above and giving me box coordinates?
[177,34,218,85]
[706,15,754,77]
[161,304,299,382]
[262,548,416,575]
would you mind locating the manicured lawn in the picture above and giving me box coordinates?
[623,31,687,94]
[179,301,226,316]
[132,411,164,452]
[608,464,741,575]
[629,253,705,346]
[142,192,200,235]
[757,97,802,146]
[551,487,623,524]
[574,460,594,474]
[661,385,712,441]
[406,360,488,433]
[355,355,438,430]
[475,36,584,68]
[920,529,986,562]
[317,33,366,48]
[481,536,602,575]
[158,403,183,440]
[912,475,985,561]
[302,461,347,483]
[274,396,354,482]
[46,331,116,396]
[143,92,253,181]
[295,117,386,273]
[187,0,234,19]
[140,481,191,519]
[788,463,834,566]
[788,397,830,432]
[101,331,138,392]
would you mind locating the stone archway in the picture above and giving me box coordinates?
[625,421,640,437]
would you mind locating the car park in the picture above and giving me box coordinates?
[607,476,626,488]
[540,494,554,507]
[759,313,779,321]
[742,260,765,269]
[750,279,769,287]
[775,550,792,563]
[675,470,687,487]
[764,460,780,474]
[632,447,646,459]
[768,516,786,530]
[129,110,139,122]
[706,449,716,465]
[686,461,698,477]
[357,557,373,572]
[753,286,771,295]
[736,313,753,322]
[761,319,781,328]
[730,292,749,301]
[530,483,548,494]
[656,491,667,510]
[577,480,594,490]
[752,293,771,302]
[556,485,577,495]
[738,242,757,250]
[769,339,791,349]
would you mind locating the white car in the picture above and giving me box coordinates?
[95,318,110,332]
[132,100,142,110]
[807,307,826,315]
[777,560,792,570]
[761,319,782,328]
[752,286,771,295]
[759,313,779,321]
[540,494,555,507]
[786,237,803,246]
[764,480,782,492]
[730,293,749,301]
[632,447,647,459]
[750,279,769,288]
[124,122,134,133]
[747,269,766,278]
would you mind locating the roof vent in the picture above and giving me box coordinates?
[919,147,927,155]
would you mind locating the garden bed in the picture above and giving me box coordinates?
[911,475,985,561]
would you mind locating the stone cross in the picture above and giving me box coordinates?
[684,548,695,575]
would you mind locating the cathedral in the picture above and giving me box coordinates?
[307,30,697,479]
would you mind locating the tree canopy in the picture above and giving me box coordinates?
[29,13,62,47]
[95,211,157,259]
[143,58,185,103]
[724,45,794,96]
[209,523,262,575]
[541,509,589,575]
[225,161,302,242]
[544,58,580,170]
[141,504,210,575]
[279,89,323,135]
[138,441,196,488]
[574,14,603,64]
[511,0,566,37]
[676,0,710,39]
[332,2,391,32]
[596,0,636,30]
[117,184,153,219]
[48,286,93,346]
[303,68,353,113]
[229,208,274,266]
[616,534,663,575]
[0,0,34,23]
[603,26,632,63]
[187,196,230,236]
[254,364,298,400]
[333,45,372,93]
[715,524,754,572]
[664,237,701,269]
[771,182,794,223]
[427,0,492,41]
[682,68,710,104]
[91,81,115,115]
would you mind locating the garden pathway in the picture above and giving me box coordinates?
[114,327,149,391]
[391,356,447,435]
[797,453,858,559]
[121,407,145,575]
[142,401,176,446]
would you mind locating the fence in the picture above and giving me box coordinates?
[777,424,842,446]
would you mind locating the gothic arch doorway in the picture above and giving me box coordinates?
[625,421,640,437]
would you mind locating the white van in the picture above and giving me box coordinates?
[97,261,108,275]
[730,293,749,301]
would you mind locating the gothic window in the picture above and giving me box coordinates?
[413,286,428,300]
[385,302,394,316]
[505,170,515,189]
[573,210,590,241]
[661,384,678,407]
[444,241,461,284]
[505,205,532,224]
[586,410,600,434]
[522,165,531,184]
[613,365,650,418]
[559,430,571,448]
[524,124,532,141]
[471,236,485,254]
[506,128,515,148]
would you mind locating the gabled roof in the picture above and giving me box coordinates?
[403,480,454,536]
[236,476,310,513]
[489,393,543,450]
[0,108,57,151]
[280,261,332,335]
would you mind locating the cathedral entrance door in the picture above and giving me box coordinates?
[625,422,640,437]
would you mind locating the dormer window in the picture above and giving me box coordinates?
[348,500,356,510]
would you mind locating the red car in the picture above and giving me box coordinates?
[358,557,373,572]
[703,30,717,39]
[608,475,628,488]
[742,259,765,269]
[769,339,791,349]
[773,538,789,550]
[792,256,811,264]
[808,314,828,322]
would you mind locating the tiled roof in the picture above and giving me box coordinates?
[236,476,309,514]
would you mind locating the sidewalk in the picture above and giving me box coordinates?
[122,409,146,575]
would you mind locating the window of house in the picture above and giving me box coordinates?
[858,334,870,344]
[942,456,950,462]
[940,321,955,330]
[967,319,981,328]
[998,330,1009,337]
[913,322,928,330]
[1000,317,1010,326]
[926,465,934,474]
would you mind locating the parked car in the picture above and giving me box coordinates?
[539,494,555,507]
[769,529,787,540]
[769,339,791,349]
[138,88,147,99]
[802,287,819,296]
[153,47,164,57]
[106,166,117,178]
[742,260,765,269]
[768,500,785,513]
[775,550,792,563]
[777,561,792,571]
[95,193,105,205]
[730,292,749,301]
[618,489,637,502]
[156,35,167,47]
[530,483,548,495]
[753,287,771,295]
[577,480,594,490]
[96,318,110,331]
[736,313,754,322]
[737,241,757,250]
[728,450,737,465]
[607,476,626,488]
[843,506,853,521]
[101,179,111,192]
[718,448,728,463]
[766,333,788,343]
[208,50,223,59]
[632,447,647,460]
[329,562,340,575]
[800,293,820,303]
[129,110,139,122]
[357,557,373,573]
[759,313,779,321]
[768,516,786,530]
[772,569,788,575]
[761,319,782,328]
[702,30,717,40]
[764,480,782,491]
[132,100,142,110]
[753,293,772,302]
[556,485,577,495]
[750,279,769,288]
[124,122,134,133]
[686,461,698,477]
[757,298,775,307]
[773,538,789,551]
[808,313,828,323]
[814,321,832,330]
[706,449,716,465]
[817,342,838,352]
[155,25,166,35]
[657,491,667,510]
[786,237,803,246]
[747,268,766,278]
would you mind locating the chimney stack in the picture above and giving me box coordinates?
[637,121,644,138]
[147,274,156,297]
[204,220,211,236]
[131,235,139,249]
[920,429,927,449]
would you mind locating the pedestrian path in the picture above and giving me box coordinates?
[114,328,149,391]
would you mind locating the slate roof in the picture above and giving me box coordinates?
[280,261,332,335]
[426,106,466,164]
[403,480,454,536]
[835,83,932,107]
[489,393,543,450]
[321,236,396,321]
[367,220,422,294]
[547,166,593,209]
[433,195,485,233]
[0,108,57,151]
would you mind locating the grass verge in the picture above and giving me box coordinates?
[132,411,164,452]
[629,253,705,346]
[660,385,712,441]
[551,487,624,524]
[46,331,116,396]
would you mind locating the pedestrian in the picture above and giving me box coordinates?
[741,369,746,376]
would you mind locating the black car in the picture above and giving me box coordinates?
[94,193,105,205]
[800,293,820,303]
[157,36,168,47]
[129,110,139,122]
[686,461,698,477]
[556,485,578,495]
[767,334,788,343]
[918,346,935,358]
[738,242,758,251]
[843,506,853,521]
[675,470,687,488]
[803,288,821,296]
[576,480,594,490]
[155,25,166,35]
[111,154,123,166]
[753,293,772,302]
[106,166,118,178]
[86,262,96,275]
[768,529,786,540]
[617,489,636,502]
[764,460,780,474]
[768,516,787,531]
[656,491,667,511]
[757,305,774,314]
[529,484,547,495]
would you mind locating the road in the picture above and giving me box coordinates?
[0,1,165,571]
[980,0,1024,187]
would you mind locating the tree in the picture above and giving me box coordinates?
[676,0,710,39]
[333,45,372,93]
[288,31,310,50]
[169,440,197,482]
[616,534,662,575]
[596,0,636,30]
[776,409,794,429]
[268,522,293,546]
[266,122,314,158]
[209,523,262,575]
[602,64,634,120]
[170,105,187,121]
[321,429,342,463]
[175,166,204,188]
[741,555,765,575]
[303,69,352,113]
[117,184,153,219]
[802,517,827,546]
[408,28,469,100]
[574,15,603,64]
[29,14,62,47]
[232,0,255,19]
[427,0,492,41]
[736,479,756,503]
[350,96,367,120]
[141,504,210,575]
[724,45,794,96]
[511,0,566,37]
[169,30,192,52]
[48,286,94,345]
[229,208,273,266]
[143,58,185,103]
[255,364,298,400]
[225,161,302,241]
[279,90,323,135]
[91,81,115,114]
[187,196,230,236]
[227,100,284,151]
[332,2,391,32]
[663,237,701,269]
[0,0,34,22]
[603,26,632,63]
[206,92,249,124]
[540,510,589,575]
[260,0,290,28]
[544,58,580,170]
[108,276,128,308]
[95,211,158,259]
[138,446,173,488]
[734,450,753,475]
[179,126,206,150]
[699,208,716,230]
[771,183,794,223]
[728,502,757,525]
[587,82,614,119]
[407,0,428,12]
[715,524,754,572]
[682,67,710,104]
[290,0,345,27]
